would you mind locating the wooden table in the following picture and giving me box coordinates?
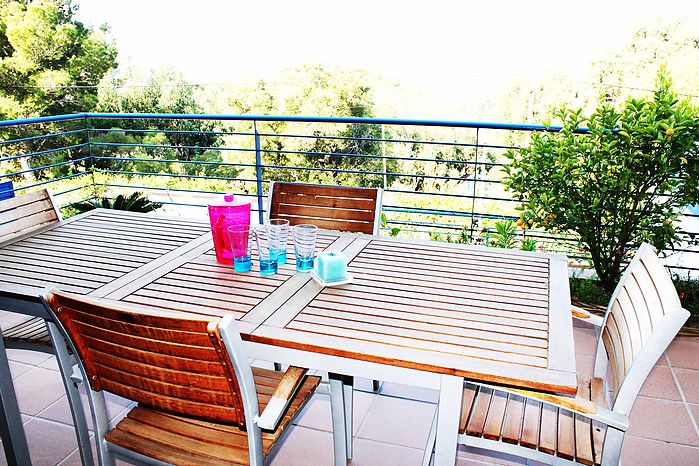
[0,210,576,466]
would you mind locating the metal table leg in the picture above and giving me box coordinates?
[0,335,31,466]
[433,374,463,466]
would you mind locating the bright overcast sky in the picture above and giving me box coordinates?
[75,0,697,114]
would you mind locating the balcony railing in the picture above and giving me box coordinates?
[1,113,697,274]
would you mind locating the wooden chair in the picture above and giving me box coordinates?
[267,181,383,235]
[423,243,690,466]
[267,181,384,455]
[41,288,348,466]
[1,188,63,354]
[0,189,95,464]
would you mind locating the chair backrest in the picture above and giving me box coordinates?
[43,289,256,428]
[0,180,14,200]
[0,188,61,241]
[593,243,689,415]
[267,181,383,234]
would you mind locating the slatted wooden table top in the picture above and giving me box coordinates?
[251,236,578,394]
[105,231,357,334]
[0,209,211,299]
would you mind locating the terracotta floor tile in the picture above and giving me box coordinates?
[638,365,682,401]
[37,393,93,432]
[456,445,526,465]
[351,438,424,466]
[674,368,699,404]
[9,360,33,380]
[573,327,598,356]
[6,348,53,366]
[576,354,595,378]
[667,339,699,370]
[357,395,436,449]
[55,435,97,466]
[269,425,335,466]
[689,403,699,427]
[627,396,699,446]
[621,434,699,466]
[38,356,60,371]
[293,390,377,435]
[23,417,78,466]
[14,366,67,416]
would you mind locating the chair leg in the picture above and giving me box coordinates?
[600,427,625,466]
[372,379,381,392]
[274,362,282,371]
[328,373,348,465]
[47,322,94,466]
[342,375,354,460]
[422,409,438,466]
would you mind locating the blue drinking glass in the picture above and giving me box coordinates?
[267,218,290,265]
[228,224,253,273]
[253,225,279,276]
[292,224,317,272]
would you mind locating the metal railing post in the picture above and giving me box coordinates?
[469,128,480,241]
[254,121,264,224]
[85,116,97,202]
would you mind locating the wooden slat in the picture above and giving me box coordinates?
[272,215,374,234]
[0,197,54,225]
[0,211,57,238]
[538,403,558,454]
[459,383,478,433]
[466,387,492,437]
[501,394,525,444]
[483,390,509,440]
[273,191,377,209]
[556,405,575,460]
[272,203,375,222]
[520,399,541,449]
[574,378,595,466]
[0,189,51,213]
[272,182,378,200]
[295,310,547,357]
[286,319,547,367]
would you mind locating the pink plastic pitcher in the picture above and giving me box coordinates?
[208,193,251,264]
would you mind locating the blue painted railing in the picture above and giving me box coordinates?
[0,113,696,273]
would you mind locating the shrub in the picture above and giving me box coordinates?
[504,70,699,291]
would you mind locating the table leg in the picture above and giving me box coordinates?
[433,374,463,466]
[328,373,348,465]
[0,335,31,466]
[342,375,353,459]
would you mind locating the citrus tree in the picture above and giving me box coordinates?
[503,71,699,291]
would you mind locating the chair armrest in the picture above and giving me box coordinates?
[572,305,605,327]
[254,366,308,430]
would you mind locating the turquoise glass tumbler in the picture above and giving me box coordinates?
[292,224,317,272]
[228,224,252,273]
[253,225,279,275]
[267,218,290,265]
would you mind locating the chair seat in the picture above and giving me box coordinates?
[105,367,321,465]
[2,316,52,348]
[460,377,607,466]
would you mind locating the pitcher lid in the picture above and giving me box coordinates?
[208,192,251,208]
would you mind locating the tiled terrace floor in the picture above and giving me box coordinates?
[1,313,698,466]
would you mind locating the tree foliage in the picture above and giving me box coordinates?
[0,0,117,118]
[230,65,398,188]
[503,71,699,291]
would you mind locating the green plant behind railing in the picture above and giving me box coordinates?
[503,69,699,291]
[73,191,163,213]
